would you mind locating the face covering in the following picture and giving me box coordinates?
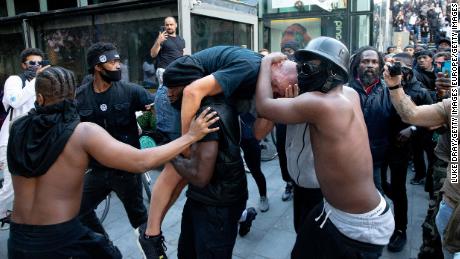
[298,72,329,93]
[100,68,121,83]
[23,66,39,81]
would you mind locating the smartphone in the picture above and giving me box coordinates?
[441,60,451,78]
[40,60,50,66]
[160,26,166,33]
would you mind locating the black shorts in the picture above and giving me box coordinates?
[8,217,121,259]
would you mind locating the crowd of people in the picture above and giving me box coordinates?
[0,15,458,259]
[391,0,451,45]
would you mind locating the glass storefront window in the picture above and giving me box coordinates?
[0,0,7,17]
[14,0,40,14]
[0,23,25,87]
[264,15,347,52]
[47,0,78,10]
[351,0,371,12]
[266,0,347,14]
[88,0,118,4]
[351,14,370,51]
[191,14,252,53]
[35,5,177,86]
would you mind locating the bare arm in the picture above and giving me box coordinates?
[82,108,219,173]
[181,75,223,135]
[389,88,447,127]
[255,53,327,124]
[150,32,167,58]
[170,141,218,187]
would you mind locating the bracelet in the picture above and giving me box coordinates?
[388,85,400,90]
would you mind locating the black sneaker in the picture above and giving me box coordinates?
[239,207,257,237]
[388,230,407,252]
[282,182,294,201]
[138,223,168,259]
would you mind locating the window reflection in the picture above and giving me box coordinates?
[191,14,252,53]
[0,24,25,87]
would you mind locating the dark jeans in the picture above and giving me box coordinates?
[293,185,323,233]
[412,131,435,182]
[178,199,245,259]
[241,136,267,197]
[276,124,291,183]
[8,217,121,259]
[292,202,384,259]
[78,168,148,236]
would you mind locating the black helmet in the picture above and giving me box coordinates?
[295,37,349,83]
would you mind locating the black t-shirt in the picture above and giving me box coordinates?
[156,35,185,69]
[186,96,248,206]
[192,46,263,100]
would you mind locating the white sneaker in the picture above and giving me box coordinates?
[259,196,269,212]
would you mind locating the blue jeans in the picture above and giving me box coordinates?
[154,85,180,136]
[436,200,460,259]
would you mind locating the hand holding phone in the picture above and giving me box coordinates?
[441,60,451,78]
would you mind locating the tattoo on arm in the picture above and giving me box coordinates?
[394,94,417,122]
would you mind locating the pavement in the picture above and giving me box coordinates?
[0,158,429,259]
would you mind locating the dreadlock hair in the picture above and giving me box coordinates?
[349,46,385,81]
[35,66,77,102]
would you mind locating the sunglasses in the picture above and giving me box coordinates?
[24,60,42,66]
[297,62,321,76]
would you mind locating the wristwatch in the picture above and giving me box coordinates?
[388,85,400,90]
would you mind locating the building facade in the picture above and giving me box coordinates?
[0,0,382,87]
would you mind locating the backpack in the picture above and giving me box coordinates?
[1,74,27,124]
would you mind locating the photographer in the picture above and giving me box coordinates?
[381,53,433,252]
[150,16,185,86]
[384,66,459,259]
[0,48,49,227]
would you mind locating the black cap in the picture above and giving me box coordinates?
[163,56,205,88]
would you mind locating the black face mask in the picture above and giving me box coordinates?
[23,66,39,81]
[297,62,329,93]
[100,68,121,83]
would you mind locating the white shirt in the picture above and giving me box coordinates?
[0,75,36,147]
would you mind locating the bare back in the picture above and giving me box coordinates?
[11,123,91,225]
[309,86,380,213]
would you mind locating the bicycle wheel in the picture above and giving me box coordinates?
[95,194,111,223]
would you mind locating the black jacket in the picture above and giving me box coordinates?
[349,79,397,166]
[414,66,436,101]
[386,73,434,162]
[187,96,248,206]
[76,80,152,169]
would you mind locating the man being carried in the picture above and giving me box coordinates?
[140,46,298,258]
[7,66,218,258]
[256,37,395,258]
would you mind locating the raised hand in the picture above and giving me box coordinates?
[187,107,220,141]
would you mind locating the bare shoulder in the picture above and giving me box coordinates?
[72,122,105,143]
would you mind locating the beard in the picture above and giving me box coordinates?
[358,69,379,86]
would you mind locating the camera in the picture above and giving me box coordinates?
[388,61,402,76]
[160,26,166,33]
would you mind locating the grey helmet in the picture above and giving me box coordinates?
[295,37,350,90]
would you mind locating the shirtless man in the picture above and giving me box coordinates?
[140,46,298,258]
[255,37,395,258]
[6,66,218,258]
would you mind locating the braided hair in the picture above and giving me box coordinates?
[349,46,385,81]
[35,66,77,101]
